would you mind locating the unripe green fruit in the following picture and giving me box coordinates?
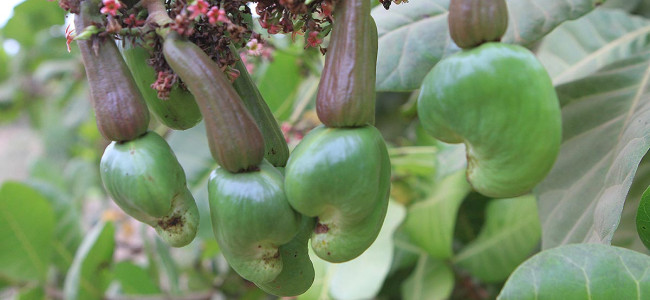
[284,125,391,262]
[100,131,187,219]
[448,0,509,49]
[100,131,199,247]
[153,187,200,247]
[120,39,202,130]
[417,43,561,198]
[208,160,301,283]
[256,216,315,296]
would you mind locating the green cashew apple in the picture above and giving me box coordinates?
[100,131,198,247]
[417,43,561,198]
[208,160,301,283]
[153,187,200,247]
[256,216,316,297]
[120,39,202,131]
[284,125,391,263]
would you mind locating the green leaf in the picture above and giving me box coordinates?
[0,181,55,282]
[2,0,65,47]
[498,244,650,299]
[635,1,650,18]
[27,180,83,272]
[454,195,541,283]
[538,9,650,85]
[612,155,650,252]
[153,237,180,294]
[63,221,115,300]
[537,50,650,249]
[371,0,602,91]
[300,200,406,300]
[602,0,642,11]
[256,51,302,120]
[404,170,471,259]
[389,146,437,177]
[0,40,8,82]
[17,285,45,300]
[636,186,650,249]
[113,261,160,295]
[401,255,454,300]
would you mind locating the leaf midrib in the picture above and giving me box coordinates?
[552,24,650,84]
[0,202,46,280]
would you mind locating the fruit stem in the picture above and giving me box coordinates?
[141,0,173,37]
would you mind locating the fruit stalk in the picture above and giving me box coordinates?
[163,35,265,173]
[316,0,378,128]
[75,0,150,142]
[231,46,290,167]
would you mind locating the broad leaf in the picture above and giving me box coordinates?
[17,286,45,300]
[537,9,650,85]
[300,200,406,300]
[371,0,602,91]
[636,186,650,249]
[537,50,650,248]
[498,244,650,299]
[0,181,55,282]
[27,180,83,272]
[153,237,180,294]
[612,155,650,252]
[454,195,541,283]
[63,221,115,300]
[401,255,454,300]
[602,0,643,12]
[636,1,650,18]
[256,50,303,121]
[113,261,160,295]
[2,0,65,47]
[404,170,471,259]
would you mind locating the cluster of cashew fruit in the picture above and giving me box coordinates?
[417,0,562,198]
[75,0,200,248]
[73,0,388,296]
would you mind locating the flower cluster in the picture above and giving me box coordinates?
[256,0,333,50]
[151,71,177,100]
[187,0,231,25]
